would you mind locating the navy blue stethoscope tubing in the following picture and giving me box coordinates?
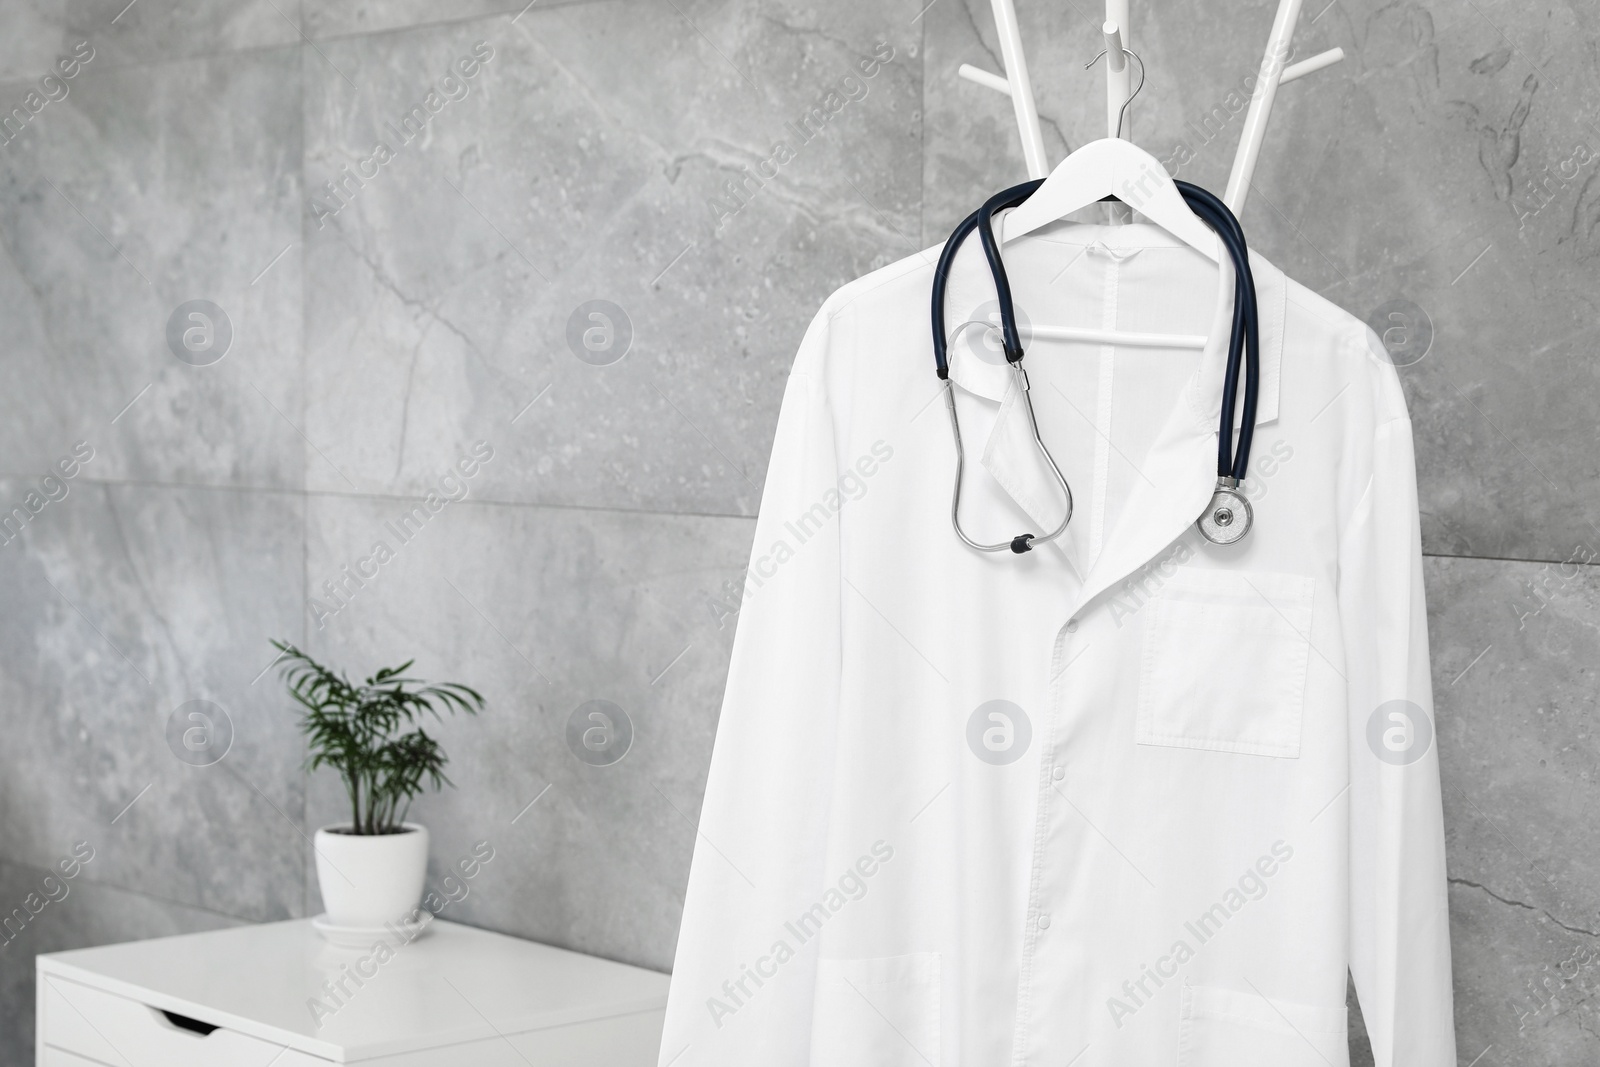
[1180,182,1259,485]
[930,181,1038,378]
[930,178,1258,483]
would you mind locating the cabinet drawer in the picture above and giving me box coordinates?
[39,975,328,1067]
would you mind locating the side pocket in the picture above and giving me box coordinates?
[809,953,940,1067]
[1176,982,1347,1067]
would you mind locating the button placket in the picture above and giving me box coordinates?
[1013,606,1082,1060]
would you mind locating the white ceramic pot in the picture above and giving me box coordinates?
[313,823,429,928]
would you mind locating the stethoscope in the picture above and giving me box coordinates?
[931,178,1260,552]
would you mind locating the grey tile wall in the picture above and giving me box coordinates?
[299,2,920,513]
[301,493,752,969]
[0,0,1596,1064]
[1255,1,1600,565]
[0,479,307,924]
[0,44,305,489]
[1429,554,1600,1063]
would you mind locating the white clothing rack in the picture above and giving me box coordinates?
[951,0,1344,350]
[957,0,1345,210]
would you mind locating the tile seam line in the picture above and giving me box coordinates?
[304,0,609,47]
[6,474,757,521]
[1420,550,1600,568]
[0,857,262,928]
[297,29,312,926]
[0,43,289,92]
[916,0,926,251]
[0,0,645,91]
[5,477,1594,556]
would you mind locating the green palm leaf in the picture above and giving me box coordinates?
[271,639,484,835]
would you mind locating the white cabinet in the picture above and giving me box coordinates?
[36,919,668,1065]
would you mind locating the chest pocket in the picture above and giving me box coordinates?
[1136,569,1315,759]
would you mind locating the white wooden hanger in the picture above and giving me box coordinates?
[956,147,1216,349]
[999,136,1221,262]
[987,137,1221,350]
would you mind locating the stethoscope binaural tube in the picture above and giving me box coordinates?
[932,178,1261,552]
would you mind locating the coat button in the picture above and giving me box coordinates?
[1038,913,1052,929]
[1052,766,1066,781]
[1065,619,1078,633]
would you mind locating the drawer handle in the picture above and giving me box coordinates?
[156,1008,220,1037]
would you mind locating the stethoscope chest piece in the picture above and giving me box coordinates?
[1197,479,1252,545]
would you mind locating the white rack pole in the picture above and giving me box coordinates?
[988,0,1049,179]
[1223,0,1303,211]
[1103,0,1133,222]
[957,64,1013,95]
[1103,0,1131,139]
[1280,47,1344,84]
[957,0,1345,206]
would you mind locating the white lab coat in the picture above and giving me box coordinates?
[660,221,1454,1067]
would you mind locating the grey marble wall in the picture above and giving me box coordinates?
[0,0,1592,1063]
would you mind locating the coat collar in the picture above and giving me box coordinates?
[943,230,1287,609]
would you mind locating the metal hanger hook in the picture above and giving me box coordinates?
[1084,46,1146,140]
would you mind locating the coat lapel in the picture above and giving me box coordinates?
[1071,250,1286,615]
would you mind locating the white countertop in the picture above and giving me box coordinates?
[37,918,669,1062]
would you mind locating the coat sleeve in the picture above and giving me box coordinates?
[1339,361,1456,1066]
[658,309,843,1066]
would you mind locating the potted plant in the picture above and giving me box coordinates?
[273,640,485,934]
